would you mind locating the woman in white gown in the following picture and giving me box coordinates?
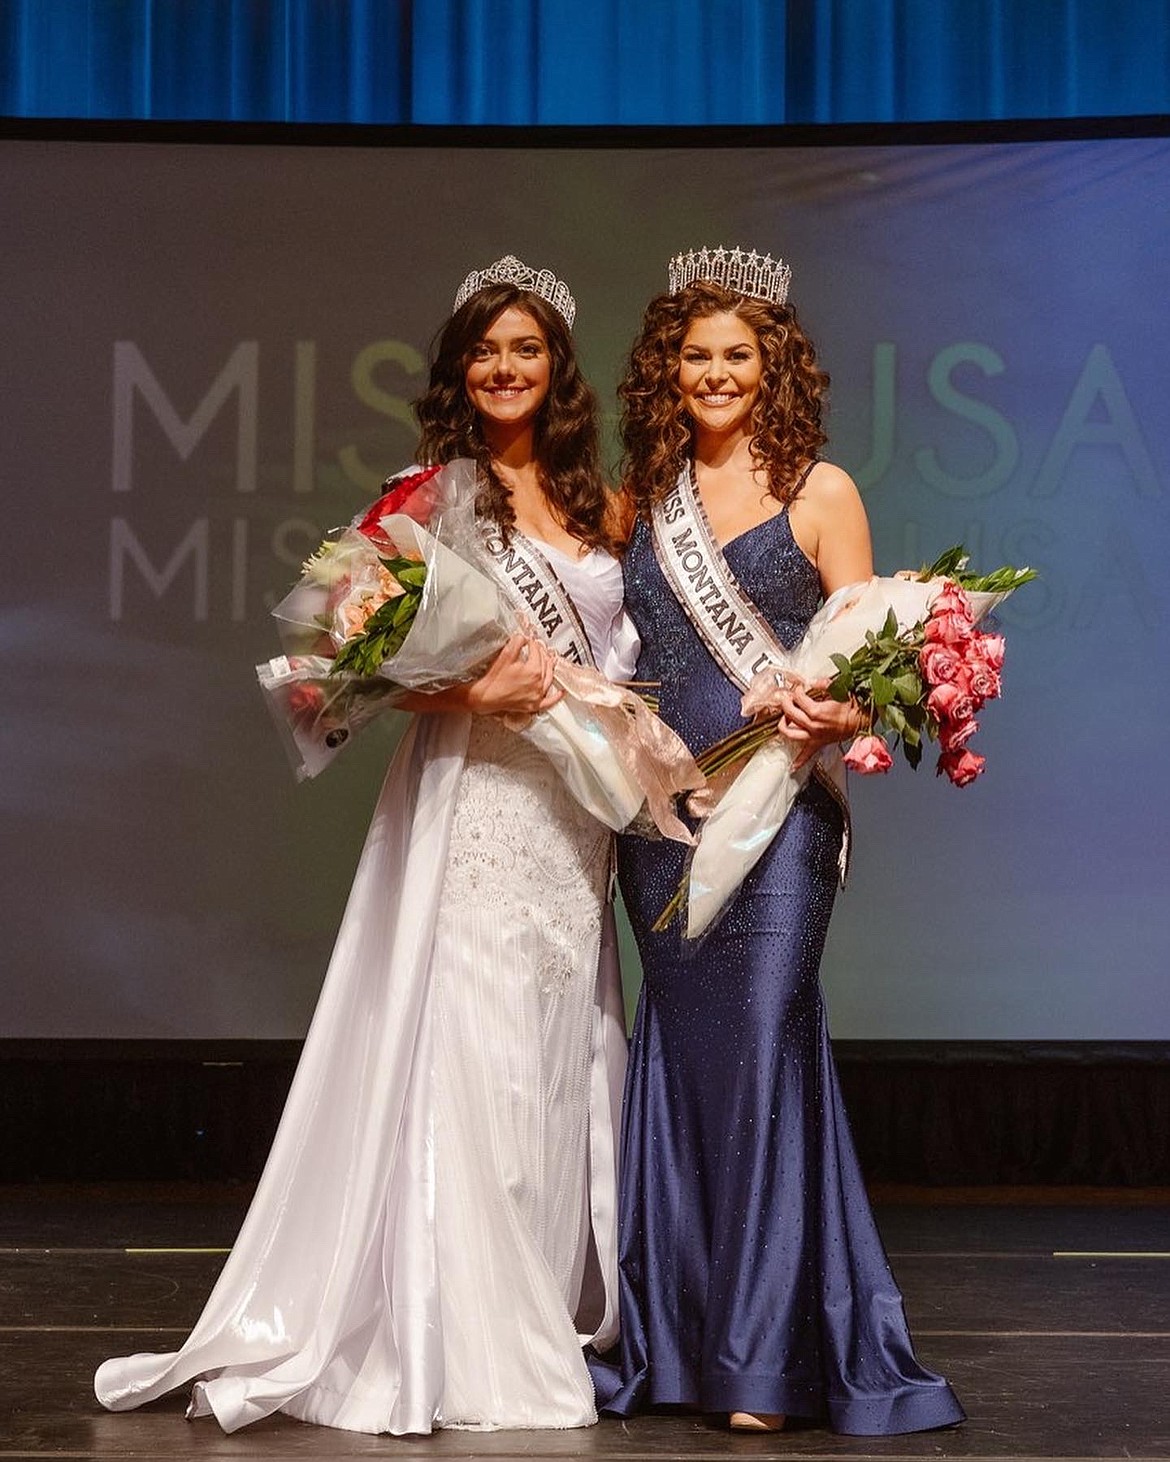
[95,257,635,1436]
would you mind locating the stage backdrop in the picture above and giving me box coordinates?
[1,132,1166,1040]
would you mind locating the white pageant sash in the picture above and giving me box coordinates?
[650,465,789,688]
[480,524,595,667]
[650,463,851,881]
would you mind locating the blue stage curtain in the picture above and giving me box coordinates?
[2,0,1168,124]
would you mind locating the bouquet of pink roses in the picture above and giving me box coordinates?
[659,547,1035,937]
[825,547,1032,787]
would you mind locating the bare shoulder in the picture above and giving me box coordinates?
[790,460,872,590]
[798,460,865,516]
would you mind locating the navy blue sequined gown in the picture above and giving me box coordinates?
[595,513,964,1434]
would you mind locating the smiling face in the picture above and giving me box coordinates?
[464,305,552,439]
[676,310,763,445]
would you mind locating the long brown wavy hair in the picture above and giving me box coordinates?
[414,283,617,551]
[619,281,830,514]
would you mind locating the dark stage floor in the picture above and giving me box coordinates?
[2,1185,1168,1460]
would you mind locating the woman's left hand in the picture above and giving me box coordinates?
[771,674,866,769]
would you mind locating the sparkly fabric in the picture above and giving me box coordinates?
[593,512,965,1434]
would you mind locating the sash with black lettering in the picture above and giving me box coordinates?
[650,464,851,873]
[650,465,788,690]
[479,525,595,668]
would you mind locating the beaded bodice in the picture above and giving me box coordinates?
[622,509,821,753]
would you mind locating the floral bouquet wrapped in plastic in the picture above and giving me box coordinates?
[659,547,1037,937]
[257,460,702,841]
[257,462,503,777]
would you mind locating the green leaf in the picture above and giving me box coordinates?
[871,670,896,708]
[903,703,927,733]
[915,542,1038,593]
[891,669,924,703]
[962,564,1038,592]
[920,545,967,579]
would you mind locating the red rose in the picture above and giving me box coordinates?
[843,734,894,775]
[287,683,325,721]
[937,747,985,786]
[358,464,443,544]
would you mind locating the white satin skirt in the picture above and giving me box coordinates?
[95,714,625,1434]
[432,717,610,1427]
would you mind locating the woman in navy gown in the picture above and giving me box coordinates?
[594,249,965,1434]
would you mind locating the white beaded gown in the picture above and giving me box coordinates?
[95,544,637,1436]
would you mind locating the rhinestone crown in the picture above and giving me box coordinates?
[452,254,576,328]
[667,246,791,305]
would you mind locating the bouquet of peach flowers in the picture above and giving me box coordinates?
[256,463,507,779]
[659,548,1036,937]
[257,461,702,840]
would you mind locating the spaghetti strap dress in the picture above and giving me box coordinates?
[592,511,964,1435]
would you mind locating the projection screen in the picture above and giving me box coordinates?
[1,129,1166,1039]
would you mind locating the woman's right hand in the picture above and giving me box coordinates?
[395,634,561,718]
[465,634,562,716]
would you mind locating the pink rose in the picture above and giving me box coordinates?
[937,747,985,786]
[966,663,1001,703]
[843,734,894,775]
[939,717,979,752]
[924,610,973,647]
[324,575,354,615]
[972,632,1005,671]
[929,679,978,724]
[926,681,962,720]
[919,643,964,686]
[931,581,974,620]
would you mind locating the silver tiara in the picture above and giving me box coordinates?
[668,246,792,305]
[452,254,577,328]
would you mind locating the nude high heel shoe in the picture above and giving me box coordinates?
[730,1411,786,1432]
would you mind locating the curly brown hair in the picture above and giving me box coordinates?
[414,283,618,552]
[619,281,830,515]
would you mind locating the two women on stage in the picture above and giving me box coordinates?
[96,249,963,1437]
